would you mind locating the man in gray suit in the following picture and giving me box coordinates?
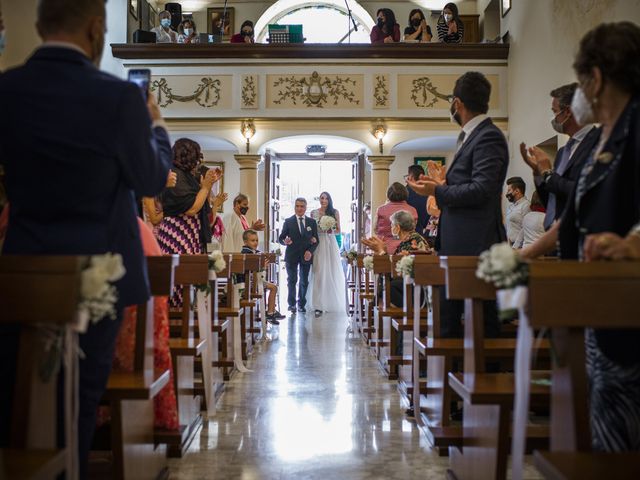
[408,71,508,338]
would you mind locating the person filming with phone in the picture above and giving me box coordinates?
[0,0,172,476]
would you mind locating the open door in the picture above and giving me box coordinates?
[350,153,365,250]
[264,151,281,279]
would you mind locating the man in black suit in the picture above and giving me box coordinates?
[519,82,599,230]
[408,71,508,338]
[278,197,319,313]
[0,0,171,475]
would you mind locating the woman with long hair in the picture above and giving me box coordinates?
[370,8,400,44]
[404,8,432,43]
[436,2,464,43]
[308,192,347,315]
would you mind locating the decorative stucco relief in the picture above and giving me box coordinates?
[397,74,500,110]
[267,71,363,108]
[241,74,258,109]
[150,76,232,109]
[373,74,390,109]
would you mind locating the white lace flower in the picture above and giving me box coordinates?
[209,250,226,273]
[78,253,126,327]
[489,243,517,272]
[363,255,374,271]
[395,255,415,277]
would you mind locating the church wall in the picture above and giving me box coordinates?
[501,0,640,198]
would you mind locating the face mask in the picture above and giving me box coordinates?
[161,18,171,28]
[550,110,568,134]
[571,86,596,125]
[411,19,421,27]
[449,102,461,126]
[391,227,400,239]
[242,30,253,37]
[444,14,453,22]
[0,30,5,56]
[183,28,192,37]
[506,193,515,203]
[239,206,249,215]
[377,18,385,28]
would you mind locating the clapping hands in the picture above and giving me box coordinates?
[519,143,553,175]
[284,236,293,246]
[252,219,266,231]
[362,236,386,255]
[166,170,177,188]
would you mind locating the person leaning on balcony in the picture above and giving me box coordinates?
[404,8,432,43]
[231,20,255,44]
[370,8,400,44]
[436,2,464,44]
[150,10,177,43]
[177,18,199,44]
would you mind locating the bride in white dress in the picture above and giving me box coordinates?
[308,192,347,315]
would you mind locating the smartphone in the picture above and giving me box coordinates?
[128,69,151,101]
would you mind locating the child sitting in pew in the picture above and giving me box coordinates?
[241,229,285,325]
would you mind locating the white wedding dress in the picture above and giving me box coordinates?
[307,209,347,313]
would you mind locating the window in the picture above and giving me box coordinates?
[255,0,374,44]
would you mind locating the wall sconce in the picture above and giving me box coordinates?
[372,122,387,154]
[240,119,256,153]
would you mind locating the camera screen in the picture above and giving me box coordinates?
[128,70,150,100]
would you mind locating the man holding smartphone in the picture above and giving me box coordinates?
[0,0,172,476]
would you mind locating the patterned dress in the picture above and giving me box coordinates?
[156,214,203,308]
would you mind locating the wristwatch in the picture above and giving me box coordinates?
[541,169,554,183]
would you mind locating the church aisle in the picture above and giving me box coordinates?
[168,312,449,479]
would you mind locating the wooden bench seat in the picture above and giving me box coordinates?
[104,370,171,401]
[168,337,207,357]
[415,337,550,358]
[448,372,550,405]
[534,451,640,480]
[1,449,67,480]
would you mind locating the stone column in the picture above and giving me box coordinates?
[367,155,395,216]
[234,154,262,225]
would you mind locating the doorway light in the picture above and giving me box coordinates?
[306,144,327,157]
[372,122,386,154]
[241,119,256,153]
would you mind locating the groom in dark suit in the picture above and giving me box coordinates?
[408,71,509,338]
[279,197,319,313]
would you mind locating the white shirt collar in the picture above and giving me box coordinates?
[40,41,89,58]
[461,114,489,142]
[571,124,594,143]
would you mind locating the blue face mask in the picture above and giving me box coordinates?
[160,18,171,28]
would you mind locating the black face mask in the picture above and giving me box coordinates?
[242,30,253,37]
[239,207,249,215]
[505,193,515,203]
[377,18,385,28]
[411,18,421,27]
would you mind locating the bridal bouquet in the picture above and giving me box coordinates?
[395,255,415,278]
[318,215,337,232]
[363,255,374,271]
[78,253,126,330]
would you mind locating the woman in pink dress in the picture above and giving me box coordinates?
[374,182,418,254]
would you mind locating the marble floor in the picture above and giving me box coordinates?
[168,311,449,479]
[168,310,543,479]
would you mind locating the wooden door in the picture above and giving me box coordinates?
[350,153,365,250]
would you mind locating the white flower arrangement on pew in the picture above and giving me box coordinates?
[395,255,415,278]
[318,215,337,232]
[476,242,529,320]
[341,245,358,263]
[363,255,374,271]
[270,242,282,257]
[197,250,227,295]
[77,253,126,331]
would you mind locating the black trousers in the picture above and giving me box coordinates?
[286,258,311,308]
[439,288,500,339]
[0,309,124,479]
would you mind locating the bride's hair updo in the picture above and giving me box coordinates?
[320,191,336,218]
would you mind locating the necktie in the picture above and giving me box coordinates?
[543,138,577,230]
[456,130,466,151]
[298,217,304,234]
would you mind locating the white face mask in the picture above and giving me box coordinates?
[444,14,453,22]
[183,28,192,37]
[570,87,596,125]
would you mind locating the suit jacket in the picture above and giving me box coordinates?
[434,118,509,255]
[278,215,319,264]
[0,47,171,306]
[535,126,600,221]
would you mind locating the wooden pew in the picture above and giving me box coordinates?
[440,256,550,480]
[0,256,85,480]
[217,254,245,376]
[240,253,262,355]
[524,261,640,480]
[160,254,208,457]
[210,254,233,382]
[354,255,376,344]
[98,255,177,480]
